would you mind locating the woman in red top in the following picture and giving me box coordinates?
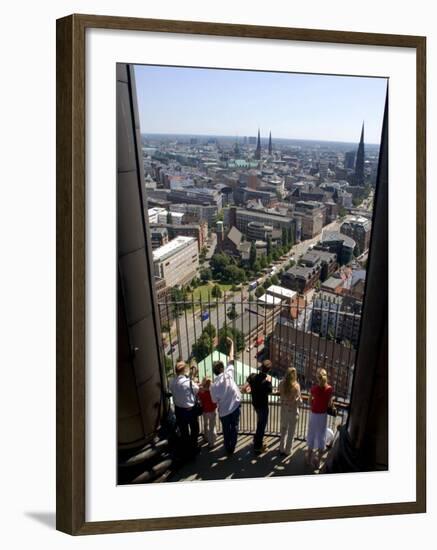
[198,377,218,448]
[305,368,333,469]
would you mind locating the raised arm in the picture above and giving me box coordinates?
[226,336,235,363]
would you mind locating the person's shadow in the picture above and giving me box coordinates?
[25,512,56,529]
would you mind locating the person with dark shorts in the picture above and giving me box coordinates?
[244,360,273,454]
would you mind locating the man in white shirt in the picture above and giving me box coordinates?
[210,338,241,455]
[169,361,200,458]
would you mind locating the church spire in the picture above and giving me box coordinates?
[355,122,365,186]
[255,128,261,160]
[268,131,272,155]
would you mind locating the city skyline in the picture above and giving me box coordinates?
[134,64,387,144]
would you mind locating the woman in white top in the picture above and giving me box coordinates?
[278,367,302,456]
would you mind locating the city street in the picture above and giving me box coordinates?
[162,218,341,368]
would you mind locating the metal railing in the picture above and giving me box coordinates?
[158,291,358,438]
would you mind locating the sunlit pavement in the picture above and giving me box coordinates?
[168,434,330,482]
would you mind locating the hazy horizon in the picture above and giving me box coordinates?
[134,65,387,144]
[140,131,381,148]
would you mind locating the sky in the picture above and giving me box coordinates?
[134,64,387,144]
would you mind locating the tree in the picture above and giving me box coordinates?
[217,326,244,354]
[255,286,265,298]
[248,292,255,302]
[222,264,245,284]
[211,284,222,298]
[259,255,267,269]
[227,303,238,321]
[353,244,361,258]
[170,286,189,313]
[210,253,231,279]
[339,206,348,219]
[271,274,279,286]
[203,322,216,339]
[200,267,212,282]
[282,227,288,247]
[166,210,172,224]
[249,241,257,270]
[352,197,362,207]
[263,277,272,289]
[192,333,213,362]
[266,235,272,257]
[288,226,294,248]
[252,259,261,275]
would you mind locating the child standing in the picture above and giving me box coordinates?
[198,377,217,448]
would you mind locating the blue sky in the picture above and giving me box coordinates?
[134,65,387,144]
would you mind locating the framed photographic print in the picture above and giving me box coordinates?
[56,14,426,535]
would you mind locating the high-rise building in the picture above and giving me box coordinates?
[268,131,272,155]
[355,123,365,186]
[254,128,261,160]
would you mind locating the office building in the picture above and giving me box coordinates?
[340,216,372,254]
[315,232,356,266]
[294,200,326,239]
[153,236,199,288]
[281,263,321,293]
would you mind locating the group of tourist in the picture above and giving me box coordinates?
[169,337,334,469]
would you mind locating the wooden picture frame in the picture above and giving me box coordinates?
[56,13,426,535]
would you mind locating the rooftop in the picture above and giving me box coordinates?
[321,231,356,249]
[322,277,344,290]
[258,294,283,306]
[152,236,197,262]
[266,285,297,300]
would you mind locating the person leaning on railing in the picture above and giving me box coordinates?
[198,376,218,449]
[168,361,200,459]
[305,368,333,469]
[210,337,242,456]
[277,367,302,456]
[242,360,273,454]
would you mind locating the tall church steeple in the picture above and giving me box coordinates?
[255,128,261,160]
[268,131,272,155]
[355,122,365,186]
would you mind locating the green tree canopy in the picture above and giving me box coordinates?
[266,235,272,257]
[210,253,231,279]
[192,333,213,363]
[227,303,238,321]
[217,326,244,354]
[222,264,246,284]
[288,226,294,248]
[202,322,216,338]
[249,241,257,270]
[255,286,265,298]
[211,284,222,298]
[200,267,212,282]
[282,227,288,247]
